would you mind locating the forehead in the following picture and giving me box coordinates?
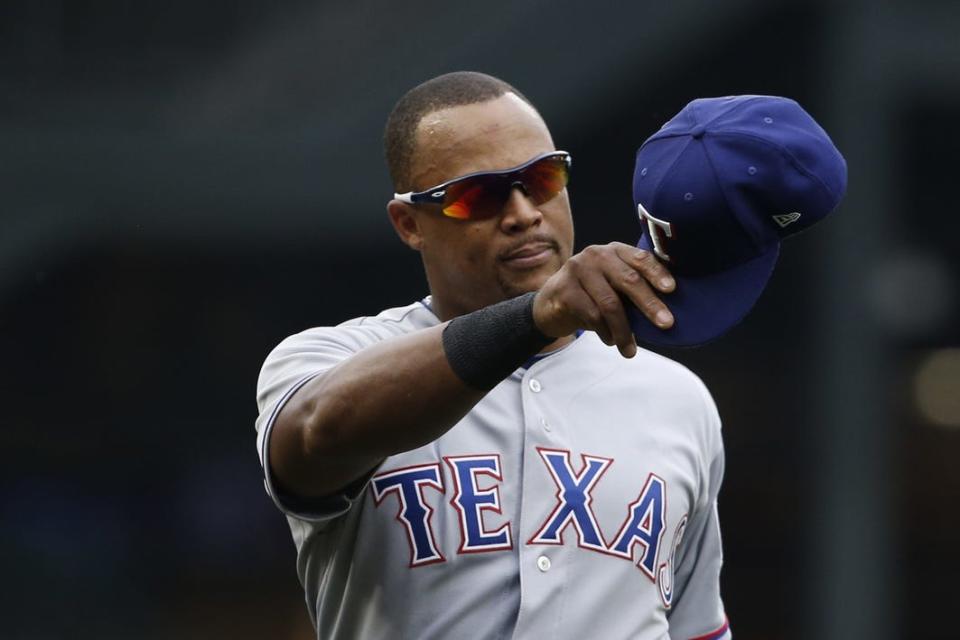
[410,93,556,188]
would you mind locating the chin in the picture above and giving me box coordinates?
[497,265,557,300]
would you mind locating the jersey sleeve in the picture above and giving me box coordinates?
[666,381,732,640]
[254,322,396,524]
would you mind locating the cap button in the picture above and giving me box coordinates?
[690,124,706,139]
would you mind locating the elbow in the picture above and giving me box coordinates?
[270,388,362,499]
[299,389,357,461]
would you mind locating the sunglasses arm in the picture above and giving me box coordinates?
[393,190,447,205]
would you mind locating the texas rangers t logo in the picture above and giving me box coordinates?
[637,202,674,262]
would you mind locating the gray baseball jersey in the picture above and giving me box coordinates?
[255,298,730,640]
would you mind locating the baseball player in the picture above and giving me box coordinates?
[256,72,731,639]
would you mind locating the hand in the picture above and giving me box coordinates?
[532,242,675,358]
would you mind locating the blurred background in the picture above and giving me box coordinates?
[2,0,958,638]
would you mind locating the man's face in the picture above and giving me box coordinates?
[397,93,575,318]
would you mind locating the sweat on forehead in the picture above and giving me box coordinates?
[407,95,553,189]
[383,71,537,192]
[418,94,542,141]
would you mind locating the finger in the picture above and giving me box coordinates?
[614,245,675,293]
[577,268,638,358]
[595,324,615,348]
[542,284,607,342]
[593,246,673,331]
[612,267,674,330]
[566,287,616,346]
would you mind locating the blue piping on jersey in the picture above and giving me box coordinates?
[520,329,584,370]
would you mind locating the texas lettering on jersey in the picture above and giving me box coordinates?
[370,447,686,608]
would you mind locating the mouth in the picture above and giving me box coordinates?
[499,239,559,269]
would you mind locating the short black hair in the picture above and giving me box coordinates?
[384,71,534,192]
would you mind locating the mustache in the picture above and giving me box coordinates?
[498,233,561,260]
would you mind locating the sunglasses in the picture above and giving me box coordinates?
[394,150,572,220]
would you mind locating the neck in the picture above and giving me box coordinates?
[429,296,462,323]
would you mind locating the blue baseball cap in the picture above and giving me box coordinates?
[629,95,847,347]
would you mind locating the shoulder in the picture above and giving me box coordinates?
[270,299,438,355]
[256,299,437,399]
[575,333,721,433]
[633,346,715,406]
[342,298,438,329]
[637,345,719,426]
[576,332,708,388]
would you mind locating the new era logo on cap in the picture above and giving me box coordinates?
[630,95,847,347]
[773,212,802,228]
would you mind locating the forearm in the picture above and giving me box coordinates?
[270,290,558,497]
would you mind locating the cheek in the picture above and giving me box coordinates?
[426,223,494,277]
[463,224,493,260]
[545,195,575,256]
[449,225,499,283]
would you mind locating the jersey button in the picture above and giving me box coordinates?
[536,555,551,572]
[529,379,542,393]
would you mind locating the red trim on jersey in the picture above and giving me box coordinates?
[603,472,668,583]
[657,513,689,609]
[688,616,730,640]
[371,463,447,568]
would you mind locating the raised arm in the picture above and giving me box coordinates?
[267,242,676,499]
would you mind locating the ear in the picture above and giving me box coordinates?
[387,199,424,251]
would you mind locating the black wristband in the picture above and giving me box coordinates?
[442,292,554,390]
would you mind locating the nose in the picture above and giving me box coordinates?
[499,186,542,233]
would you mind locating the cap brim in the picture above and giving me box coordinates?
[629,238,780,348]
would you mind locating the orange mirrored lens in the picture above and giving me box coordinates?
[522,157,569,204]
[442,179,501,219]
[440,156,569,220]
